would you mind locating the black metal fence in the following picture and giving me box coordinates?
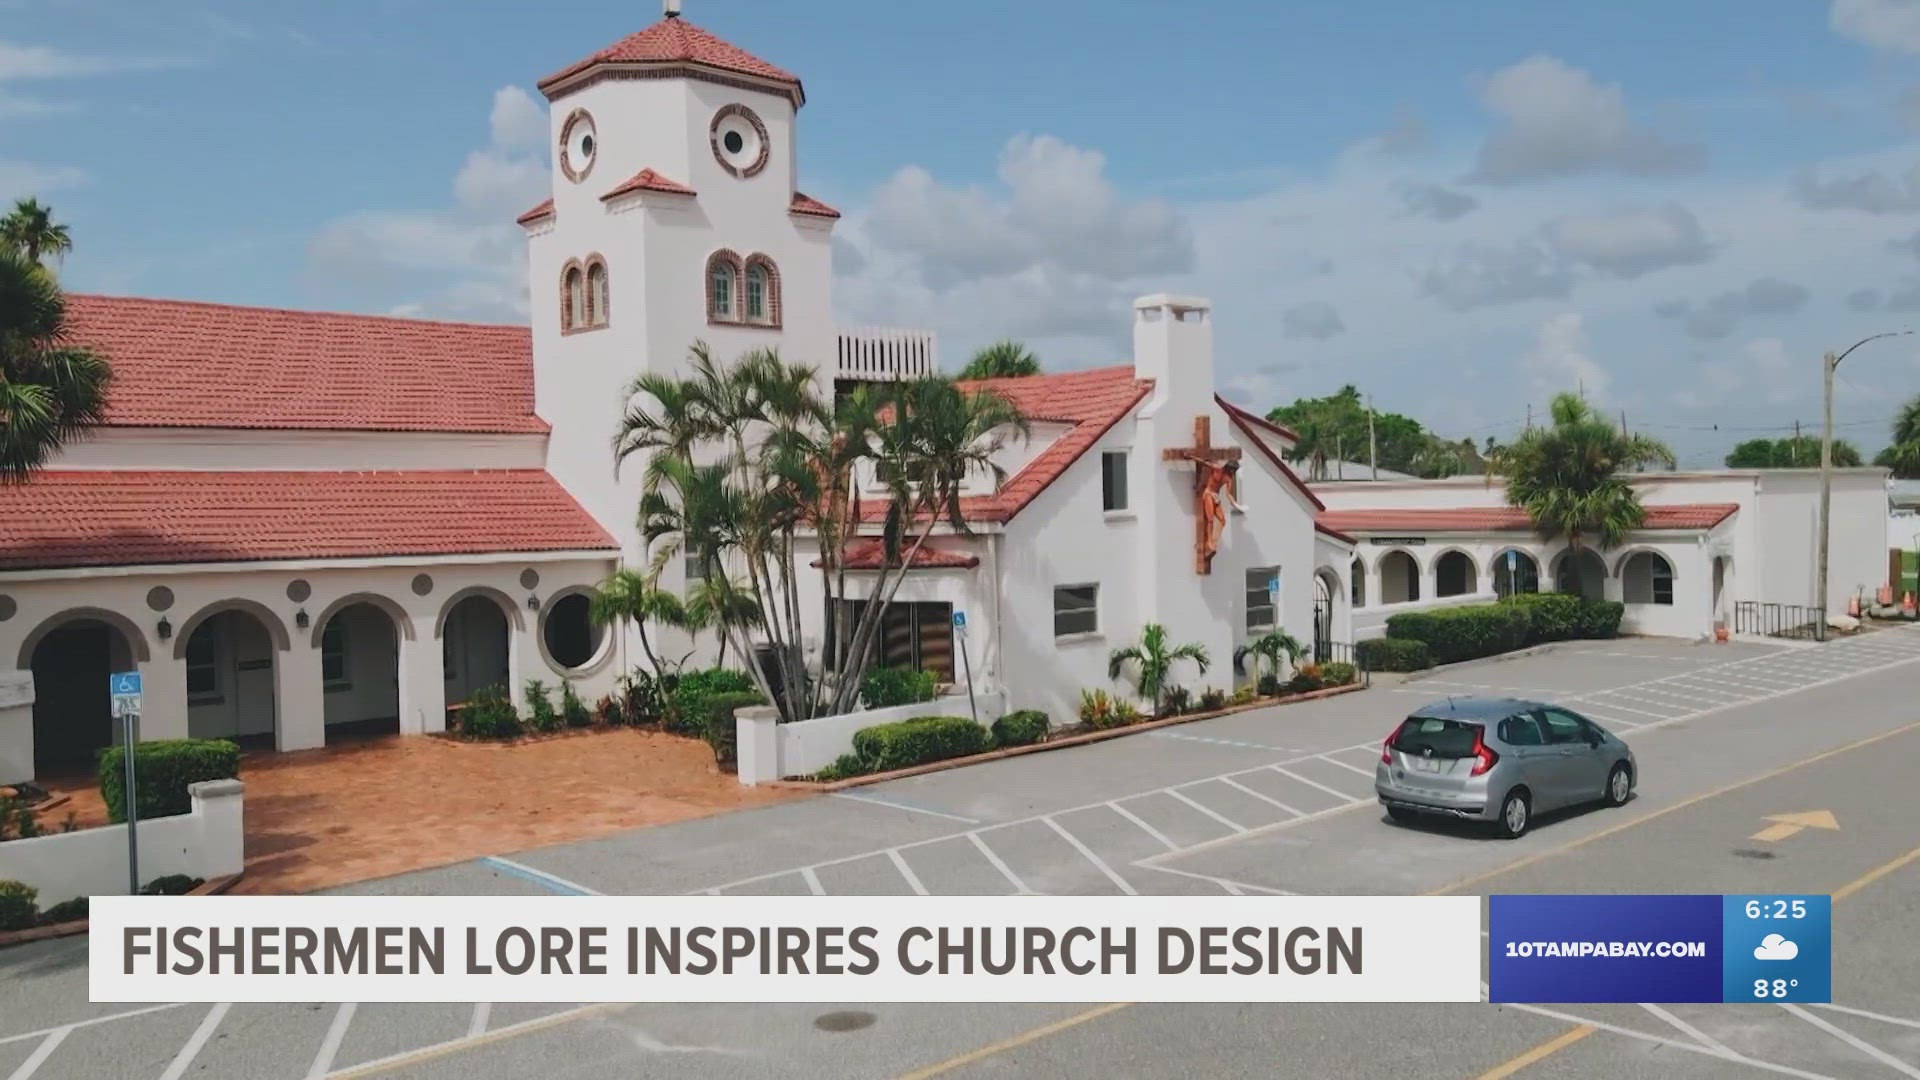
[1732,601,1828,642]
[1315,639,1372,687]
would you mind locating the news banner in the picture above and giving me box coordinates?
[87,893,1830,1004]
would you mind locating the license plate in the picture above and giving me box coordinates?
[1412,757,1442,773]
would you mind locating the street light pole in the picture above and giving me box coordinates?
[1818,331,1911,630]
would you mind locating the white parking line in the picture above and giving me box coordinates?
[0,1004,193,1048]
[1043,817,1138,895]
[1504,1002,1839,1080]
[1811,1002,1920,1030]
[1166,788,1247,833]
[1781,1003,1920,1079]
[885,850,930,896]
[967,832,1034,894]
[1218,776,1305,817]
[1316,754,1377,778]
[7,1026,69,1080]
[466,1002,490,1038]
[477,856,602,896]
[1144,863,1295,895]
[1147,731,1300,753]
[800,866,825,896]
[307,1002,357,1079]
[159,1002,231,1080]
[1571,696,1672,719]
[1106,802,1179,851]
[830,791,980,824]
[1640,1002,1736,1058]
[1269,765,1364,804]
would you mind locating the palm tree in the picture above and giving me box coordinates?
[1876,394,1920,479]
[957,340,1040,381]
[684,569,762,667]
[0,251,109,482]
[1233,629,1305,685]
[0,199,73,266]
[1109,623,1210,714]
[588,569,691,678]
[1488,392,1675,560]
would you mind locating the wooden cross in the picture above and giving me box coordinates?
[1162,416,1242,574]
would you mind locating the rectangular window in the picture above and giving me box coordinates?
[1101,450,1129,512]
[321,620,349,688]
[746,269,767,321]
[1245,567,1279,631]
[711,269,733,317]
[185,629,221,703]
[1053,584,1099,637]
[685,548,709,597]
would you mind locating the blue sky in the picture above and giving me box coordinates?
[11,0,1920,465]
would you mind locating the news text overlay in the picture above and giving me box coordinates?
[1489,894,1831,1003]
[92,895,1481,1003]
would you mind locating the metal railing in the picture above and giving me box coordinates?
[1732,601,1828,642]
[1315,639,1372,687]
[835,328,937,383]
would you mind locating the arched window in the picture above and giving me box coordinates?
[586,259,608,327]
[1435,551,1478,597]
[1350,557,1367,608]
[562,264,585,331]
[1493,550,1541,596]
[742,255,780,326]
[1378,549,1420,604]
[1622,551,1675,605]
[707,251,741,322]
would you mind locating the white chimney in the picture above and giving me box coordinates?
[1132,293,1213,417]
[664,0,683,17]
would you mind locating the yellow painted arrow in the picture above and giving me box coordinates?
[1750,810,1841,842]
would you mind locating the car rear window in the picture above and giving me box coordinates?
[1391,716,1481,759]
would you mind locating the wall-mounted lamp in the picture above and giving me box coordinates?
[527,594,541,610]
[294,609,309,629]
[156,616,172,641]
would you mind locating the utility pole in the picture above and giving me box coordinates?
[1818,331,1912,628]
[1366,395,1378,482]
[1619,409,1627,436]
[1793,419,1802,467]
[1525,402,1533,430]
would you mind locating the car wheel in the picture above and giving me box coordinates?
[1605,763,1632,807]
[1496,789,1531,839]
[1386,806,1418,825]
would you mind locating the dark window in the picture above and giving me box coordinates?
[1053,584,1098,637]
[724,130,745,154]
[543,593,602,670]
[1101,450,1128,512]
[745,263,768,321]
[1497,714,1545,746]
[1494,551,1540,596]
[1390,717,1481,758]
[321,620,348,687]
[822,599,954,681]
[185,624,221,702]
[1536,708,1587,745]
[1245,567,1278,631]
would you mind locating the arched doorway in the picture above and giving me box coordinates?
[1493,549,1541,597]
[1555,548,1608,601]
[317,601,403,743]
[1621,551,1676,606]
[1350,557,1367,608]
[442,593,511,708]
[1312,569,1339,662]
[1711,556,1730,625]
[1435,551,1478,597]
[1379,549,1420,604]
[26,613,143,775]
[183,609,282,747]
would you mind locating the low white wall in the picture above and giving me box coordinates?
[0,778,244,905]
[1353,591,1498,640]
[0,671,30,787]
[736,690,1007,784]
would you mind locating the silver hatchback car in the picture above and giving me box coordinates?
[1374,696,1636,838]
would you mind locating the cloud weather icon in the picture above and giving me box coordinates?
[1754,934,1799,961]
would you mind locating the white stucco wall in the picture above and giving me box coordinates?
[735,691,1009,784]
[0,778,243,903]
[0,670,31,787]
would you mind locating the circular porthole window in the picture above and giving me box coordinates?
[541,591,607,671]
[710,104,769,178]
[560,109,598,182]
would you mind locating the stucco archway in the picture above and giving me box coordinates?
[1492,548,1541,597]
[1433,549,1478,598]
[23,610,144,774]
[316,600,404,742]
[1552,548,1608,601]
[307,592,415,648]
[440,590,515,707]
[433,585,524,636]
[1377,549,1420,604]
[16,606,150,670]
[171,598,291,660]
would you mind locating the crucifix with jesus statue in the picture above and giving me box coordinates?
[1162,415,1243,574]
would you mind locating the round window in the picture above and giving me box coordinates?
[710,105,769,178]
[560,110,598,182]
[542,592,604,670]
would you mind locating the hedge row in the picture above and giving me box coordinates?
[98,739,241,824]
[1385,604,1531,665]
[990,709,1049,748]
[1357,637,1433,672]
[851,715,990,773]
[1369,593,1626,668]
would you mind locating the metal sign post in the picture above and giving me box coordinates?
[952,611,978,728]
[109,671,141,895]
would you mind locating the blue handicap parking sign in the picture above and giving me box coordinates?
[110,671,141,697]
[952,610,966,628]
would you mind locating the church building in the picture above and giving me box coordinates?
[0,10,1346,784]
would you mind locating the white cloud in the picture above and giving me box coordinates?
[1522,311,1609,400]
[1791,161,1920,212]
[1281,301,1346,339]
[1541,203,1716,278]
[1831,0,1920,53]
[1657,277,1809,339]
[305,86,547,321]
[1468,56,1703,183]
[1401,183,1479,220]
[1421,241,1575,310]
[0,40,183,80]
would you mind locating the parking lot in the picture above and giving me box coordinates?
[5,629,1920,1078]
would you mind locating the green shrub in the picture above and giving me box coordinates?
[98,739,241,824]
[1289,663,1325,693]
[140,874,202,896]
[1229,686,1258,707]
[668,669,755,736]
[812,753,869,782]
[1197,688,1228,712]
[1159,685,1192,718]
[850,715,990,773]
[1576,599,1625,639]
[1113,699,1143,725]
[38,896,86,925]
[1256,673,1283,696]
[859,666,938,709]
[0,794,40,840]
[699,690,766,769]
[991,709,1050,748]
[617,668,664,724]
[0,880,36,931]
[594,694,624,727]
[459,683,521,739]
[1321,661,1358,687]
[1501,592,1584,642]
[560,681,592,728]
[1386,604,1530,665]
[1356,637,1433,672]
[1078,688,1122,729]
[523,679,561,733]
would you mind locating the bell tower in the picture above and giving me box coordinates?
[522,5,838,570]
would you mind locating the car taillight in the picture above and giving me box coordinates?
[1381,724,1400,764]
[1469,728,1499,776]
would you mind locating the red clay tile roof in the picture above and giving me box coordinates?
[516,198,554,225]
[811,539,979,571]
[64,294,543,434]
[1315,521,1358,545]
[790,191,840,219]
[859,366,1151,526]
[539,17,802,102]
[1316,503,1740,534]
[601,168,696,201]
[0,470,616,571]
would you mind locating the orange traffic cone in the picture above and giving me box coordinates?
[1880,582,1895,606]
[1906,592,1917,614]
[1849,595,1862,618]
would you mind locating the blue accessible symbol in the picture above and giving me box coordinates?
[952,610,966,629]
